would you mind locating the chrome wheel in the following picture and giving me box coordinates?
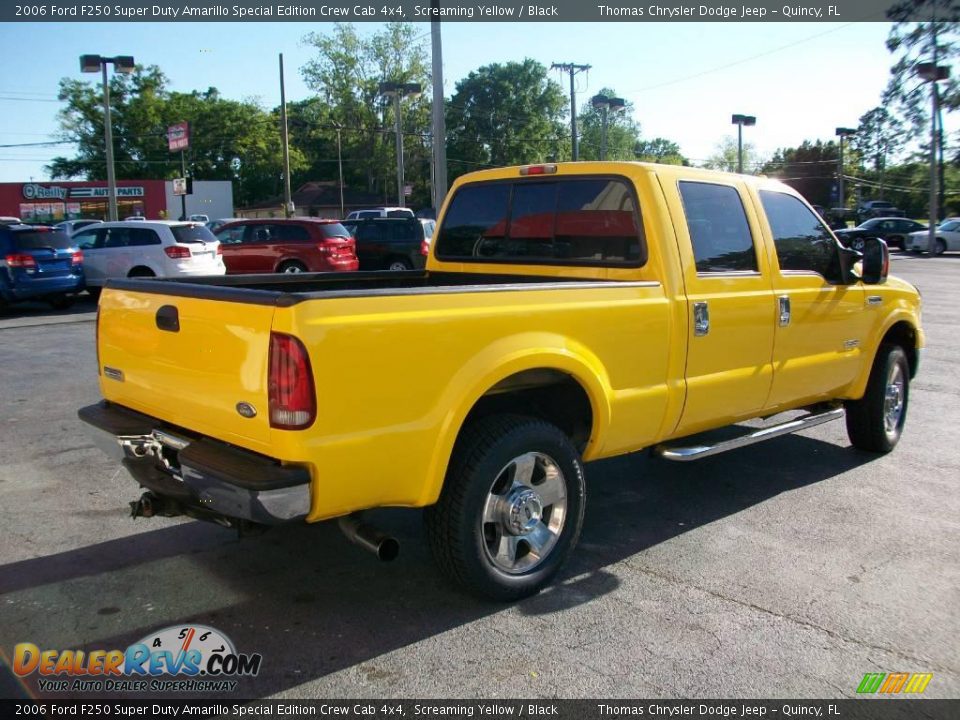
[282,264,304,274]
[481,451,567,574]
[388,260,410,271]
[883,362,905,436]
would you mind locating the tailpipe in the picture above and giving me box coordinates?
[129,491,182,519]
[338,514,399,562]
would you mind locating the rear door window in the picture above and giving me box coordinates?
[678,181,758,273]
[271,224,311,242]
[126,228,161,246]
[435,177,644,266]
[391,221,419,242]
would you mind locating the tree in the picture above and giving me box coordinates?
[301,23,432,206]
[760,140,841,207]
[48,65,300,207]
[703,136,760,173]
[634,138,688,165]
[445,59,568,182]
[576,89,642,161]
[851,107,906,199]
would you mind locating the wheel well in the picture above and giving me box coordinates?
[881,321,918,378]
[463,369,594,452]
[128,266,155,277]
[277,259,306,270]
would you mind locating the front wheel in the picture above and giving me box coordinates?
[278,260,307,274]
[845,344,910,453]
[424,414,585,601]
[934,239,947,256]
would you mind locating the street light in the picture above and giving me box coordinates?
[80,54,135,222]
[379,81,422,207]
[918,61,950,254]
[835,127,856,214]
[591,95,626,160]
[731,114,756,174]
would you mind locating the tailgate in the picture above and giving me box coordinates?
[97,287,275,454]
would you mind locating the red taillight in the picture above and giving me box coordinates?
[6,253,37,269]
[72,250,83,265]
[519,164,558,176]
[317,242,334,256]
[164,245,191,259]
[268,333,316,430]
[420,240,430,256]
[216,244,223,256]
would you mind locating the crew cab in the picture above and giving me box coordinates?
[79,162,923,601]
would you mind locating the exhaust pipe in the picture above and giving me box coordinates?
[338,514,399,562]
[129,491,182,519]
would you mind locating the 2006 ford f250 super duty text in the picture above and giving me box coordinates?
[80,162,923,600]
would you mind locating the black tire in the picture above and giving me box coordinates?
[850,238,865,253]
[424,414,586,601]
[934,239,947,256]
[48,295,74,310]
[278,260,307,274]
[386,257,413,271]
[845,344,910,453]
[128,267,155,278]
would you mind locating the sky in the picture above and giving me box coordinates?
[0,20,946,184]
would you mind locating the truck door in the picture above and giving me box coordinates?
[757,190,869,409]
[668,179,777,437]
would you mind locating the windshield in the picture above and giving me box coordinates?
[171,224,218,244]
[12,229,74,250]
[938,220,960,232]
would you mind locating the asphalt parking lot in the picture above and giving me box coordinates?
[1,255,958,701]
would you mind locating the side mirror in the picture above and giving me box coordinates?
[859,237,890,285]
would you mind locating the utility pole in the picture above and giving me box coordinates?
[430,4,448,212]
[835,127,856,212]
[334,123,345,218]
[551,62,591,161]
[279,53,293,218]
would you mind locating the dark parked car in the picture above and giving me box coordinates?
[213,219,358,274]
[857,200,905,223]
[834,217,927,251]
[0,224,84,309]
[341,217,431,271]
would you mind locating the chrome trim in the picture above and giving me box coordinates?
[778,295,791,327]
[103,366,124,382]
[867,295,883,306]
[693,301,710,337]
[655,407,845,462]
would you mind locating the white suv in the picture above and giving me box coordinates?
[345,207,416,220]
[72,221,225,296]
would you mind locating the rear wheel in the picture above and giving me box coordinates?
[278,260,307,274]
[845,344,910,453]
[934,239,947,256]
[888,235,904,250]
[424,414,585,601]
[387,257,412,271]
[48,295,74,310]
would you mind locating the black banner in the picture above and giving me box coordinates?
[2,699,959,720]
[0,0,939,24]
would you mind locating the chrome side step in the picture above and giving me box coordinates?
[654,407,845,462]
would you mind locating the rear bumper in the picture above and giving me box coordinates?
[3,273,85,300]
[78,401,310,524]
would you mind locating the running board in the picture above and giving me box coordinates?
[654,407,845,462]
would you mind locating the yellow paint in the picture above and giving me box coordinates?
[96,162,923,522]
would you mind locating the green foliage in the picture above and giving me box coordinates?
[703,135,760,173]
[634,138,688,165]
[301,23,432,207]
[760,140,840,207]
[48,65,301,207]
[445,59,568,182]
[576,89,642,161]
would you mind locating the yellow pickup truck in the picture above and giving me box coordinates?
[80,162,923,600]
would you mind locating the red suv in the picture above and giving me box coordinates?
[213,219,358,274]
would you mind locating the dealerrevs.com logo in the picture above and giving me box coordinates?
[13,624,262,693]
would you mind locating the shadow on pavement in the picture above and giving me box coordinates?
[0,433,876,699]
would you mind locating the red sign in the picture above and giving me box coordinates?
[167,122,190,152]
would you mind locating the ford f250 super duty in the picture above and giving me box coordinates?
[80,162,923,600]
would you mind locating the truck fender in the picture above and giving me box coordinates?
[848,312,920,400]
[416,332,613,507]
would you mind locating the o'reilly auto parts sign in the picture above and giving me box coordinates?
[22,183,145,200]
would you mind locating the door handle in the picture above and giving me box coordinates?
[778,295,791,327]
[693,301,710,336]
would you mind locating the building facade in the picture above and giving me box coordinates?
[0,180,233,222]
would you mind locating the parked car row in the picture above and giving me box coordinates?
[834,217,928,251]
